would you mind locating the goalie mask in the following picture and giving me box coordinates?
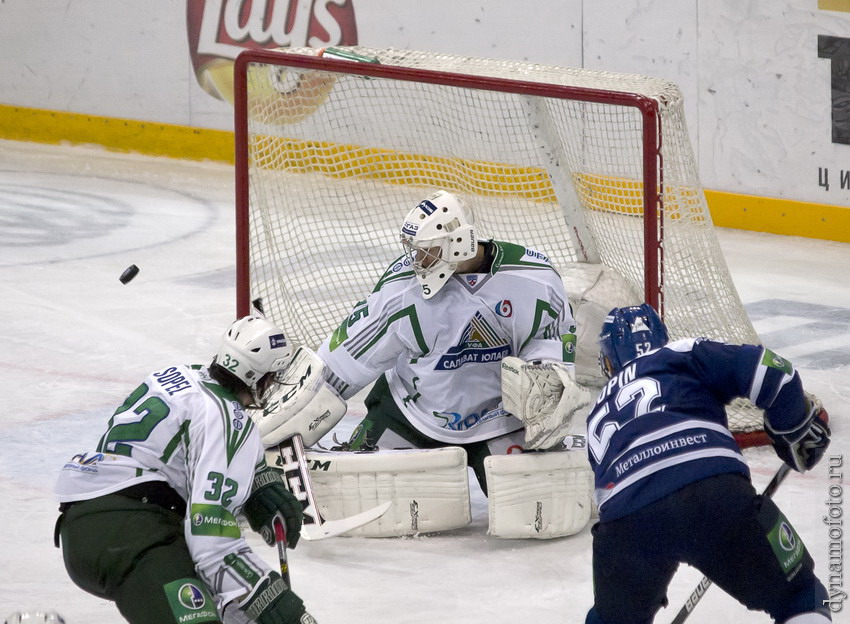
[215,316,292,407]
[399,190,477,299]
[598,304,669,378]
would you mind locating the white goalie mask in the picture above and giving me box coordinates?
[399,190,477,299]
[215,316,293,407]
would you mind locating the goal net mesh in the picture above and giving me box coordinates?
[235,46,764,439]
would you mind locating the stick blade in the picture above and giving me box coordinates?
[300,501,392,541]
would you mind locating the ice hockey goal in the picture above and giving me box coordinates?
[233,46,768,445]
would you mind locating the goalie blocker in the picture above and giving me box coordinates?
[252,346,347,447]
[275,445,593,539]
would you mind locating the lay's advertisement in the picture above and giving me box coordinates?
[186,0,359,103]
[0,0,848,216]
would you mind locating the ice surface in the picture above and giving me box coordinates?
[0,140,846,623]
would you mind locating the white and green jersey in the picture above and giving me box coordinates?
[317,240,577,444]
[55,364,275,611]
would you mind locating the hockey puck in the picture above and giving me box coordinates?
[119,264,140,284]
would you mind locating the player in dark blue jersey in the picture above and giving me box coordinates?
[585,304,832,624]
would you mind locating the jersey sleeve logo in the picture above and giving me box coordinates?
[561,331,577,363]
[761,348,794,375]
[190,503,240,537]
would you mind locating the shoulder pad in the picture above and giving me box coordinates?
[491,241,555,273]
[662,337,700,353]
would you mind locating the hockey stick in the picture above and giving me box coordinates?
[668,463,792,624]
[272,515,291,588]
[275,433,391,540]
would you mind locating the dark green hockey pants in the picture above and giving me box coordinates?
[57,493,221,623]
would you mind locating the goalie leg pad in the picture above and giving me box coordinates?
[485,450,593,539]
[305,447,471,537]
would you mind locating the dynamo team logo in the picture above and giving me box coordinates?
[178,583,206,609]
[494,300,512,317]
[417,199,438,215]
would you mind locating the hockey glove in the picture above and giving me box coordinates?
[770,403,831,473]
[243,466,303,548]
[239,571,317,624]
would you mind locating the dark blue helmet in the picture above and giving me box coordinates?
[598,304,669,378]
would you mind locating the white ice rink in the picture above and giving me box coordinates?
[0,140,847,623]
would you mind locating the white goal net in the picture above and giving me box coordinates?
[234,46,766,443]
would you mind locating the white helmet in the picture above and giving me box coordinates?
[215,316,292,403]
[399,190,477,299]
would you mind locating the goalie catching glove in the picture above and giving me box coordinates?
[253,346,347,447]
[768,395,831,473]
[501,356,593,450]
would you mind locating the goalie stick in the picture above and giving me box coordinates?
[668,463,792,624]
[275,433,391,540]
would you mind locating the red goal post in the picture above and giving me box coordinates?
[233,46,769,446]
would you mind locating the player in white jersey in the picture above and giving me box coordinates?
[54,317,317,624]
[316,190,582,492]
